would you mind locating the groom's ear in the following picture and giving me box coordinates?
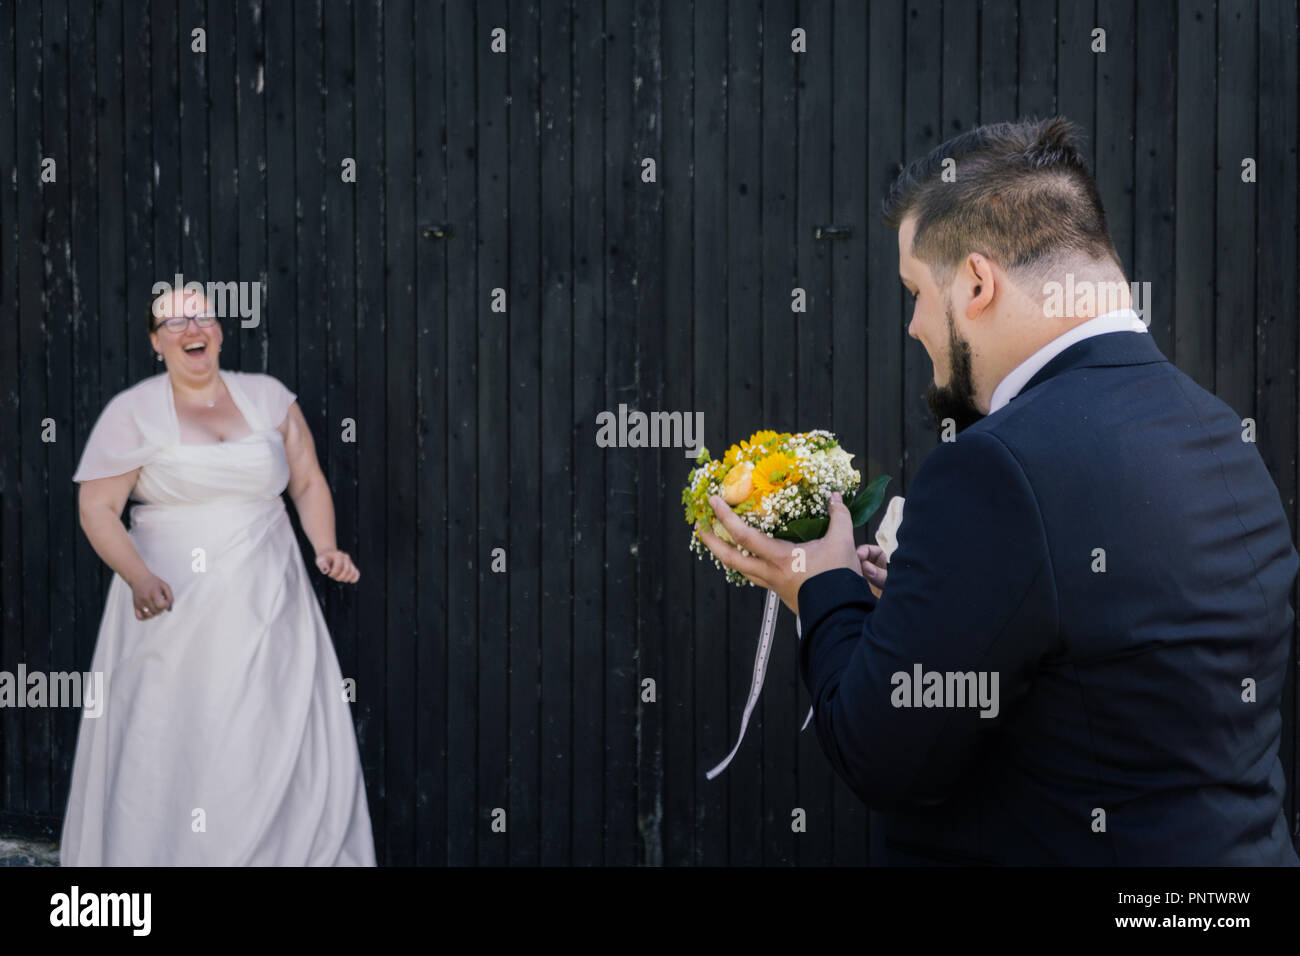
[963,253,997,318]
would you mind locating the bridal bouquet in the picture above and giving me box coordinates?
[683,429,891,585]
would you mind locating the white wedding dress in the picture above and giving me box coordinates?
[60,370,376,866]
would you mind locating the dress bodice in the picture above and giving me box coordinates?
[133,431,291,506]
[73,368,298,508]
[132,370,291,506]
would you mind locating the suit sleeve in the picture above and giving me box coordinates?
[796,431,1059,810]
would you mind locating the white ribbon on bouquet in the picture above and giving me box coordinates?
[704,495,905,781]
[705,589,814,781]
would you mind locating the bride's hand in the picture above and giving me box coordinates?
[857,544,888,598]
[315,549,360,584]
[131,572,174,620]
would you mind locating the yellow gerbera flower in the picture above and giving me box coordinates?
[746,429,779,449]
[751,450,801,496]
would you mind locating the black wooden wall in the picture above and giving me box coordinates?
[1,0,1297,865]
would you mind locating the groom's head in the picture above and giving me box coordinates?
[883,116,1127,429]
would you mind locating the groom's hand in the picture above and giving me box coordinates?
[697,491,861,616]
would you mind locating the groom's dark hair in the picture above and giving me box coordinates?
[882,116,1122,291]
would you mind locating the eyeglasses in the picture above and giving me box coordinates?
[154,314,218,332]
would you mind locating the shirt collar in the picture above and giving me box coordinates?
[987,308,1148,414]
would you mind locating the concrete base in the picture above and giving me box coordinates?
[0,835,59,866]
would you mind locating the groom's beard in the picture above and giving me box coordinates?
[926,303,984,433]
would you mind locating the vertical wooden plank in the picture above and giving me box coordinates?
[43,0,74,816]
[942,14,979,256]
[235,0,268,375]
[411,0,447,867]
[352,0,388,861]
[632,0,664,867]
[264,0,295,383]
[63,0,98,813]
[863,0,905,862]
[506,0,543,866]
[1018,0,1057,118]
[17,0,47,813]
[1215,0,1257,418]
[602,0,637,866]
[753,0,797,867]
[826,0,871,867]
[1257,0,1299,837]
[1133,0,1176,354]
[1095,0,1135,281]
[123,0,153,385]
[980,0,1017,121]
[570,0,606,866]
[381,0,416,865]
[152,0,180,278]
[208,0,238,367]
[695,0,749,866]
[0,0,23,813]
[443,0,478,865]
[1056,0,1095,163]
[661,0,699,867]
[537,0,574,867]
[294,0,325,482]
[474,0,509,868]
[1174,0,1215,389]
[96,0,125,408]
[793,0,835,867]
[179,0,209,279]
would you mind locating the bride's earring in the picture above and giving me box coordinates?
[155,352,162,362]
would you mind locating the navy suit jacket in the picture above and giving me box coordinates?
[797,330,1300,865]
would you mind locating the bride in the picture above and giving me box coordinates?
[60,285,377,866]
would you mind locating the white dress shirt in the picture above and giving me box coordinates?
[987,307,1148,414]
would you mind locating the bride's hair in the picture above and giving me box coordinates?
[882,116,1123,295]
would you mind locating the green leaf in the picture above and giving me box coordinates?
[848,474,891,527]
[773,517,829,542]
[770,474,892,542]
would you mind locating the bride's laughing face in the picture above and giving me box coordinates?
[898,215,983,432]
[151,289,223,377]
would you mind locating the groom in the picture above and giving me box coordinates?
[699,116,1300,865]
